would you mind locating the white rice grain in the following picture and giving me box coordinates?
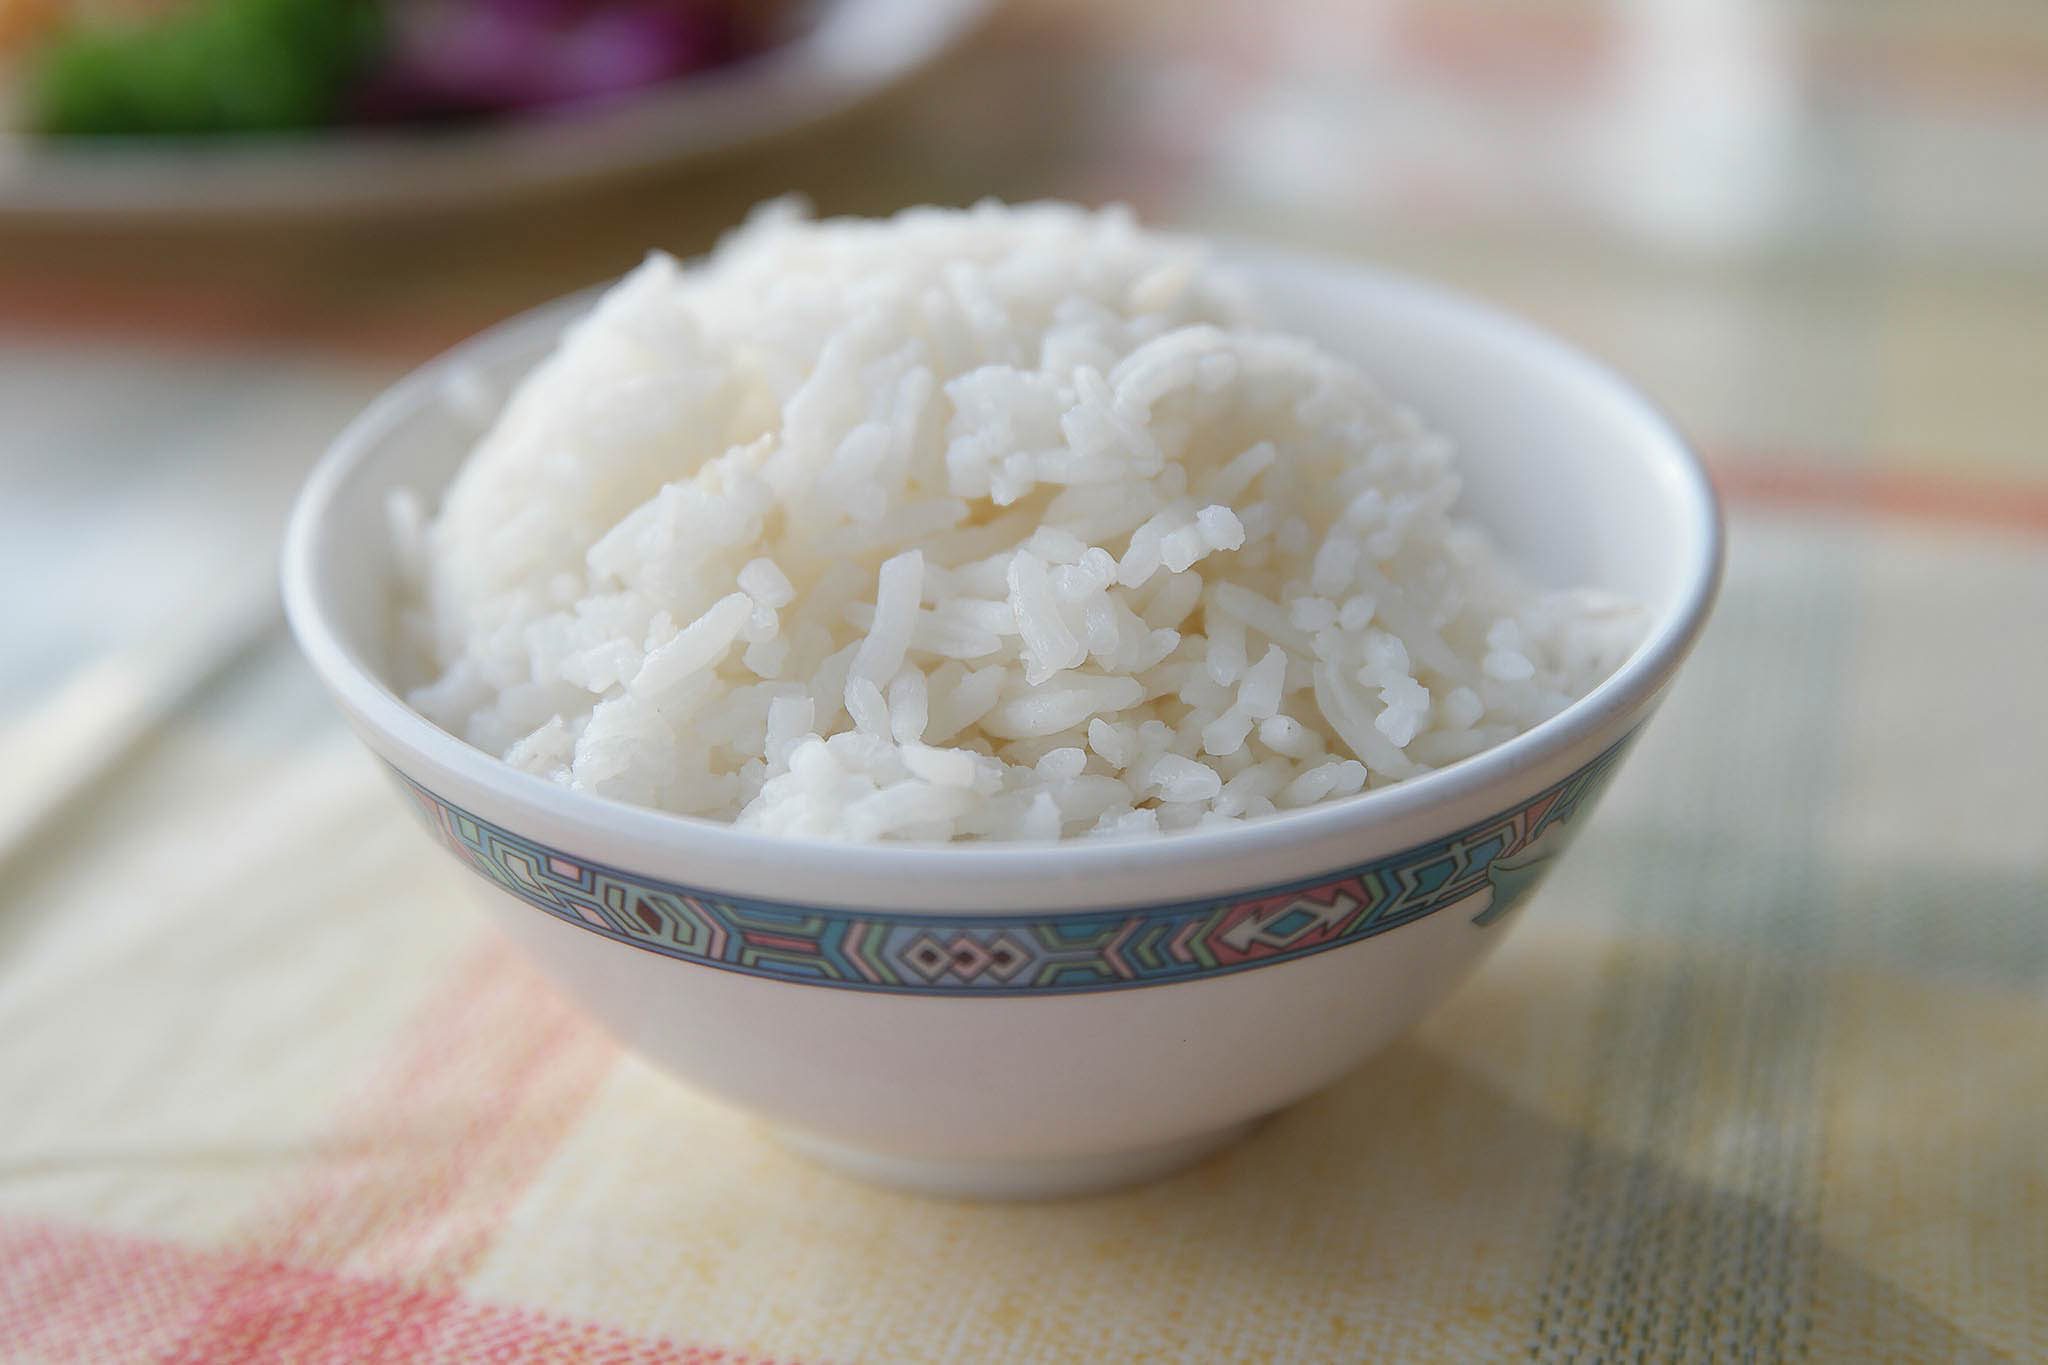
[402,202,1641,841]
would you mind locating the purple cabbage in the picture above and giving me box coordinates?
[356,0,774,121]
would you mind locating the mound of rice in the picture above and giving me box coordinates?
[395,201,1642,841]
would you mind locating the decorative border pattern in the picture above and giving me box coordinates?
[394,734,1633,997]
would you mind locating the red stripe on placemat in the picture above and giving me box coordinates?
[0,1219,793,1365]
[1711,458,2048,536]
[238,938,619,1289]
[0,1220,237,1363]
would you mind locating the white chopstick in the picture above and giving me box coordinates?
[0,583,283,872]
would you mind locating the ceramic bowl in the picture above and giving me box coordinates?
[282,245,1721,1199]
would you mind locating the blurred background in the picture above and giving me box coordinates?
[3,0,2044,750]
[1,0,2042,1358]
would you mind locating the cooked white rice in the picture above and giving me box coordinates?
[394,201,1643,841]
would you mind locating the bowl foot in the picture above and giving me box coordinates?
[776,1120,1259,1201]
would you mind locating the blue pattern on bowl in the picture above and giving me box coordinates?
[395,732,1633,996]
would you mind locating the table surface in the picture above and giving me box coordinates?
[3,1,2045,1360]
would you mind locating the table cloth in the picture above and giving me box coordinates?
[3,1,2043,1358]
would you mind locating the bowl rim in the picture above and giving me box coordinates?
[281,243,1724,891]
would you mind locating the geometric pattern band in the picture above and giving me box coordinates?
[393,731,1634,997]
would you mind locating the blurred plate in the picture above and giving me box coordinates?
[0,0,992,219]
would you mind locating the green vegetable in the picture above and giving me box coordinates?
[29,0,383,136]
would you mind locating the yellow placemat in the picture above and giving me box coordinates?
[2,512,2042,1361]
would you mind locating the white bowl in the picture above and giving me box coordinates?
[282,245,1721,1199]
